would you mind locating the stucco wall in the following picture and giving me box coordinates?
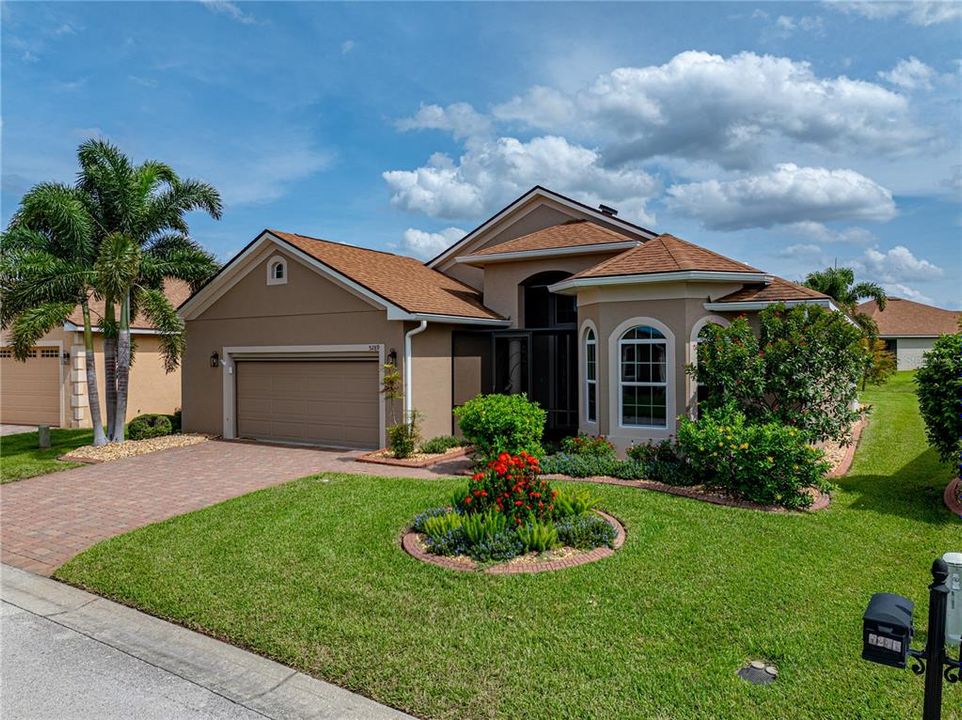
[409,323,455,439]
[90,335,182,423]
[893,337,935,371]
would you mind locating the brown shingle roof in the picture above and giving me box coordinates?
[714,277,830,303]
[468,220,634,257]
[571,233,762,279]
[68,278,193,330]
[858,298,961,337]
[271,230,503,321]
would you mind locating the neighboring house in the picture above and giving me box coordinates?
[0,280,190,428]
[858,297,961,371]
[178,186,834,452]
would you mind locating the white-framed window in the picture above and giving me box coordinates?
[266,255,288,285]
[619,325,668,428]
[585,328,597,423]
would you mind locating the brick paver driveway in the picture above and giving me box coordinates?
[0,440,464,576]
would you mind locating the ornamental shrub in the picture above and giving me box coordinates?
[461,510,508,545]
[388,409,421,459]
[453,393,546,463]
[127,413,173,441]
[626,439,694,486]
[677,405,830,509]
[555,513,617,550]
[466,530,524,562]
[411,507,449,533]
[454,452,556,525]
[423,512,462,540]
[419,435,462,454]
[691,304,865,443]
[517,519,559,552]
[553,485,602,517]
[915,332,962,464]
[559,434,616,459]
[539,453,620,478]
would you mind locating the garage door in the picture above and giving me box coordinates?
[235,360,380,448]
[0,346,62,426]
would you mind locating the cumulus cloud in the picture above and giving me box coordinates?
[401,227,466,260]
[879,282,934,304]
[383,135,658,223]
[825,1,962,26]
[857,245,943,283]
[396,103,493,141]
[879,57,935,90]
[665,163,897,230]
[785,221,876,244]
[493,51,929,169]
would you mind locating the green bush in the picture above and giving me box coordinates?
[517,519,558,552]
[609,461,649,481]
[553,485,602,517]
[419,435,462,454]
[915,332,962,464]
[559,434,616,459]
[539,453,620,478]
[677,405,829,509]
[388,410,421,459]
[461,510,508,545]
[555,513,617,550]
[411,507,449,533]
[126,413,173,441]
[168,409,182,433]
[454,394,545,463]
[626,439,694,486]
[423,512,463,540]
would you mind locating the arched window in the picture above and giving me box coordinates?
[584,328,597,423]
[266,255,288,285]
[619,325,668,427]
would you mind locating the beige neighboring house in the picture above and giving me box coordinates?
[179,187,838,453]
[0,280,190,428]
[858,297,961,371]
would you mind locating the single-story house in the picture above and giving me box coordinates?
[858,297,961,370]
[0,280,189,428]
[178,186,836,452]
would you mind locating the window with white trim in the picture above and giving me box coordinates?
[585,329,597,423]
[266,256,288,285]
[619,325,668,427]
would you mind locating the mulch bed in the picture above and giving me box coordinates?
[824,415,868,478]
[402,510,626,574]
[357,446,471,468]
[944,478,962,518]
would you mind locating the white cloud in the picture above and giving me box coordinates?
[666,163,897,230]
[493,51,929,169]
[383,135,658,223]
[780,243,828,261]
[857,245,943,283]
[879,282,934,304]
[771,14,825,36]
[785,221,876,244]
[396,103,493,141]
[825,1,962,26]
[401,227,466,260]
[341,40,355,55]
[879,57,935,90]
[199,0,257,25]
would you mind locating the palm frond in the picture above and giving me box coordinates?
[135,286,186,372]
[8,302,75,360]
[95,232,141,299]
[9,183,95,260]
[140,244,219,289]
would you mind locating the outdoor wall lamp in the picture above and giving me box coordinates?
[862,554,961,719]
[210,351,220,368]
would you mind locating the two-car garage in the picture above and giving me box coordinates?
[233,356,381,449]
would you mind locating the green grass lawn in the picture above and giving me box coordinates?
[56,372,960,720]
[0,428,92,483]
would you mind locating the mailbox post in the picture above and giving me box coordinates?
[863,557,961,720]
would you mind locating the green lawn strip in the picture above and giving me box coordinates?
[0,429,91,483]
[56,372,959,719]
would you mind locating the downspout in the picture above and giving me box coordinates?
[404,320,428,421]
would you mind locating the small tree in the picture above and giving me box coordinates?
[691,303,866,442]
[860,337,896,390]
[381,362,419,457]
[915,332,962,465]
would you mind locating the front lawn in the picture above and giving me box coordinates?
[0,429,91,483]
[56,372,959,719]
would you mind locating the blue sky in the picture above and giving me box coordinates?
[3,1,960,307]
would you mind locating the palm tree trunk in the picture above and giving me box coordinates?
[81,302,107,447]
[112,291,131,442]
[103,301,118,441]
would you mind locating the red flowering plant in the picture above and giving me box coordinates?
[454,451,557,525]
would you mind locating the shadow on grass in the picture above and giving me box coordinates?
[837,447,957,525]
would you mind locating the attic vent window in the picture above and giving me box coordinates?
[266,255,288,285]
[598,204,618,217]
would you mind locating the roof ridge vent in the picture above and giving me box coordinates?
[598,204,618,217]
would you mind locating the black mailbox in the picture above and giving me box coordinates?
[863,592,914,669]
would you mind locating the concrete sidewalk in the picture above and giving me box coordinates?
[1,565,414,720]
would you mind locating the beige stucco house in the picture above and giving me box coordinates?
[178,186,834,452]
[858,297,961,370]
[0,281,188,428]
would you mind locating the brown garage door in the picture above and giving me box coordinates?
[235,360,379,448]
[0,346,62,426]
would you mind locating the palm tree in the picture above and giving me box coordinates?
[803,266,887,336]
[1,183,109,446]
[76,140,221,441]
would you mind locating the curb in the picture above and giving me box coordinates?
[828,416,868,478]
[357,446,471,468]
[401,510,625,575]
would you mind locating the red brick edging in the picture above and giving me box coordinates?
[357,446,471,468]
[944,478,962,517]
[828,416,868,478]
[401,510,625,575]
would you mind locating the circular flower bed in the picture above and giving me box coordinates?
[403,452,625,573]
